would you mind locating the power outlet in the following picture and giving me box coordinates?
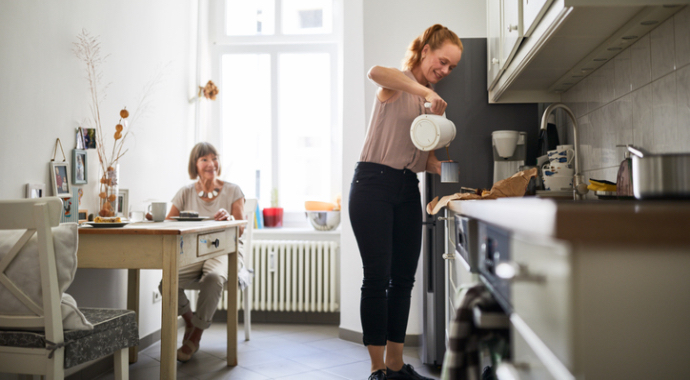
[152,290,162,304]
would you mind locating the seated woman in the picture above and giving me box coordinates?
[161,142,245,362]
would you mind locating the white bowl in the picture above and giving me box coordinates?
[306,211,341,231]
[543,175,573,191]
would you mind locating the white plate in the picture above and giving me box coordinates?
[171,216,210,221]
[84,222,130,228]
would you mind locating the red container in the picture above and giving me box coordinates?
[262,207,283,228]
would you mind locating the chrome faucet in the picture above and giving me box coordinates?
[539,103,588,200]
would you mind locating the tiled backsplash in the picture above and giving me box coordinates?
[560,5,690,186]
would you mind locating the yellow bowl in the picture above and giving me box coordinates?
[305,201,335,211]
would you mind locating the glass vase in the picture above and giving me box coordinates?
[98,164,119,217]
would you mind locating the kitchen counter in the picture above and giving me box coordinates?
[448,198,690,246]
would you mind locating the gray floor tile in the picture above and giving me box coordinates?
[242,358,315,378]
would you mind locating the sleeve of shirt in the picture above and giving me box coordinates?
[171,186,187,212]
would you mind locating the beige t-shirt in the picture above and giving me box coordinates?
[359,70,432,173]
[171,181,244,217]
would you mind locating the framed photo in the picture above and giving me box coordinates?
[50,161,71,198]
[72,149,88,184]
[78,209,88,224]
[82,128,97,149]
[25,183,46,198]
[117,189,129,217]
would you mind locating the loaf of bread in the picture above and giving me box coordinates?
[180,210,199,218]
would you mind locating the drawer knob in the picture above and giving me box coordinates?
[212,238,220,248]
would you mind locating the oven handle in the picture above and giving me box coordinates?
[495,261,546,283]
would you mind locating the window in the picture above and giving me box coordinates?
[213,0,341,213]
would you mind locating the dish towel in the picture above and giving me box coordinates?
[441,284,497,380]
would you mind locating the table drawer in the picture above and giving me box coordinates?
[197,229,236,257]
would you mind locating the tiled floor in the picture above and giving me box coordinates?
[95,323,442,380]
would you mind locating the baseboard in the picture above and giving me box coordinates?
[338,327,422,347]
[213,309,339,325]
[65,318,184,380]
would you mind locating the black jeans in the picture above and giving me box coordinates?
[348,162,423,346]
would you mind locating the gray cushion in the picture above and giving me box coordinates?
[0,308,138,369]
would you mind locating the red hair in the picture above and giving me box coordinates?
[402,24,463,71]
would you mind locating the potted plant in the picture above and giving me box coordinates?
[262,188,283,227]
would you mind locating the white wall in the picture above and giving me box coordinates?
[340,0,486,338]
[0,0,199,337]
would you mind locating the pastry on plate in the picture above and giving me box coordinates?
[179,210,199,218]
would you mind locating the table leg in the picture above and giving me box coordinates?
[227,251,238,366]
[127,269,140,363]
[160,243,179,379]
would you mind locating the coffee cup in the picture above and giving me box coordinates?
[441,161,460,183]
[147,202,167,222]
[543,175,573,191]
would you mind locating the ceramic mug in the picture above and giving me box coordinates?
[441,161,460,183]
[148,202,167,222]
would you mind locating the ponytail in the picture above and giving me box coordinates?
[402,24,463,71]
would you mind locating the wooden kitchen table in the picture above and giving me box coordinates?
[78,219,246,379]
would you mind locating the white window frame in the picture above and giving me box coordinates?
[210,0,342,217]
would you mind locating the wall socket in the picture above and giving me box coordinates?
[152,290,162,303]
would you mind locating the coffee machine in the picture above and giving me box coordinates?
[492,130,527,183]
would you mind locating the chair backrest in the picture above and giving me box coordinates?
[242,198,258,268]
[0,198,64,340]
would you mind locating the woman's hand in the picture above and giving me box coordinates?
[214,208,232,221]
[425,151,443,175]
[424,91,447,115]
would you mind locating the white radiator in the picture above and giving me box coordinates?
[215,240,339,312]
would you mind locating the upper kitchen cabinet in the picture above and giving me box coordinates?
[487,0,689,103]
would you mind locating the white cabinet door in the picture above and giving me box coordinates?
[522,0,553,37]
[487,0,503,90]
[501,0,523,71]
[511,236,573,370]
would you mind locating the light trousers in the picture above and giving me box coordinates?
[158,255,228,330]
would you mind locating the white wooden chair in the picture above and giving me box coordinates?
[0,198,138,380]
[240,198,257,341]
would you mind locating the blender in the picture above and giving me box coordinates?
[492,130,526,183]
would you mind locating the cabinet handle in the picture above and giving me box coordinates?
[212,238,220,248]
[507,24,518,32]
[442,252,455,260]
[492,58,500,65]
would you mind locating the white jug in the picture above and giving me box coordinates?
[410,103,456,151]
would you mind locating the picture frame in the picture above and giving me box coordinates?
[78,209,88,224]
[25,183,46,198]
[72,149,88,184]
[50,161,71,198]
[117,189,129,217]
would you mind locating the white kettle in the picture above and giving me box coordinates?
[410,103,456,151]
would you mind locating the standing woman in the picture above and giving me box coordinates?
[349,24,463,380]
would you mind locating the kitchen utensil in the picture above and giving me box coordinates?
[305,211,341,231]
[441,161,460,183]
[627,145,690,199]
[616,145,634,198]
[410,103,457,151]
